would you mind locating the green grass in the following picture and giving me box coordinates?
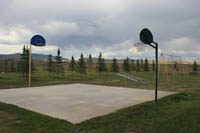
[0,72,200,132]
[0,72,199,92]
[0,92,200,133]
[78,92,200,133]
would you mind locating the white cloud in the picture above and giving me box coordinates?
[61,40,157,59]
[10,0,126,15]
[0,31,17,43]
[0,44,24,54]
[0,0,200,60]
[0,25,33,44]
[0,44,58,55]
[43,21,78,35]
[160,37,200,61]
[32,45,58,53]
[102,51,116,58]
[162,37,200,53]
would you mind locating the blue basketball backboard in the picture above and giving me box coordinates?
[31,35,46,46]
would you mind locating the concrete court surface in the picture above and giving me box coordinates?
[0,84,175,123]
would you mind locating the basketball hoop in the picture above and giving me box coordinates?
[134,42,145,52]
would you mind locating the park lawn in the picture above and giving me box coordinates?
[0,92,200,133]
[0,72,200,132]
[0,72,199,92]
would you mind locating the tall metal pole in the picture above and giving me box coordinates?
[29,44,32,87]
[139,28,159,103]
[154,42,158,103]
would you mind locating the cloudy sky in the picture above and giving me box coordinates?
[0,0,199,60]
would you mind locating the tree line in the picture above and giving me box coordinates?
[47,50,161,77]
[47,51,107,77]
[0,46,199,78]
[0,45,35,79]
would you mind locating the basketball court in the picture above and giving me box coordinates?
[0,84,175,123]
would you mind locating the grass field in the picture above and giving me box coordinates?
[0,92,200,133]
[0,71,200,132]
[0,71,199,92]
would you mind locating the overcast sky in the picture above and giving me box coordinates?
[0,0,199,60]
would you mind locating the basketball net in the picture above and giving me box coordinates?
[134,42,145,52]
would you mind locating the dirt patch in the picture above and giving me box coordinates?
[173,88,186,91]
[0,111,19,133]
[110,80,120,82]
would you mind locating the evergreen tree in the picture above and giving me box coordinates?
[77,53,87,75]
[102,58,107,73]
[21,46,29,78]
[0,62,2,72]
[5,60,8,73]
[17,61,21,73]
[122,59,126,72]
[20,45,26,77]
[111,58,119,72]
[88,54,92,63]
[152,60,155,72]
[136,59,140,72]
[47,54,53,77]
[140,59,144,72]
[11,60,15,72]
[144,58,150,72]
[55,49,64,77]
[19,45,34,78]
[97,52,102,74]
[88,54,93,74]
[131,59,135,72]
[174,61,179,71]
[96,52,107,75]
[123,57,131,73]
[26,47,35,78]
[25,47,29,78]
[193,60,198,72]
[69,56,76,74]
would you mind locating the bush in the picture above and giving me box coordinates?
[189,72,200,75]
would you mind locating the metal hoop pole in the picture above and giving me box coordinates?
[29,44,32,87]
[153,42,158,103]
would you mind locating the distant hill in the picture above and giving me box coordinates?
[0,53,68,60]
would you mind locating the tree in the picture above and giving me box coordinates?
[55,49,64,77]
[20,45,34,78]
[88,54,93,74]
[144,58,150,72]
[174,61,179,71]
[47,54,53,77]
[77,53,87,75]
[131,59,135,72]
[102,58,107,73]
[20,45,26,77]
[20,45,29,78]
[136,59,140,72]
[97,52,102,74]
[140,59,144,72]
[5,60,8,73]
[193,60,198,72]
[69,56,76,74]
[111,58,119,72]
[96,52,107,75]
[11,60,15,72]
[26,47,35,78]
[17,61,21,73]
[152,60,155,72]
[0,62,2,72]
[123,57,131,73]
[25,47,29,78]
